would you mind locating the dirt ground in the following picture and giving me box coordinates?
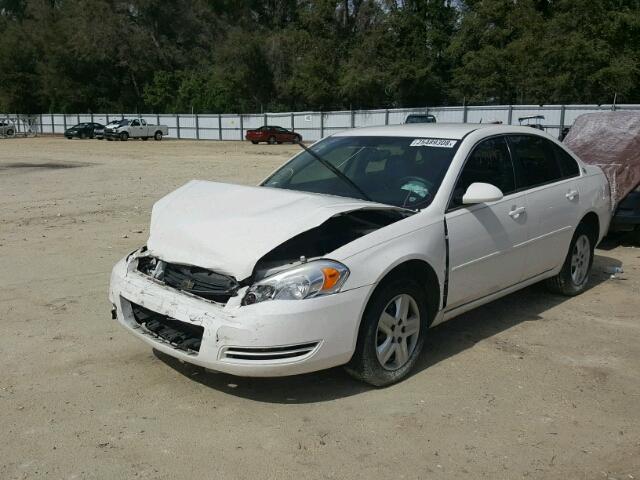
[1,137,639,480]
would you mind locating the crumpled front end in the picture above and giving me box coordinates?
[108,250,371,376]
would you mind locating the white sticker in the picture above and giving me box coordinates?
[410,138,457,148]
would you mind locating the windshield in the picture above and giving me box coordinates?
[72,123,88,128]
[262,136,459,209]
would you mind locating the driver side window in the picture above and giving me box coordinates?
[450,136,515,208]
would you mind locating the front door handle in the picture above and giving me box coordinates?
[566,190,579,201]
[509,206,526,219]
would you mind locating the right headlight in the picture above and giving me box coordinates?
[242,259,349,305]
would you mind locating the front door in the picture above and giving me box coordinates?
[445,136,528,309]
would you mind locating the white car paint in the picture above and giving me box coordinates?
[109,124,611,378]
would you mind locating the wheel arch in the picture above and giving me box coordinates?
[360,258,441,330]
[578,211,600,246]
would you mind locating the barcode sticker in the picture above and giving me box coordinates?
[410,138,457,148]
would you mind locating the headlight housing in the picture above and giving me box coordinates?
[242,260,349,305]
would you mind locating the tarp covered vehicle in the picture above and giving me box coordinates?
[564,112,640,232]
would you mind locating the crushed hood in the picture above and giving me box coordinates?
[146,180,399,280]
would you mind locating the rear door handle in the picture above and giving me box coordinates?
[508,206,526,219]
[566,190,579,200]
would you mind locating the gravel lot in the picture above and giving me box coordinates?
[1,137,639,479]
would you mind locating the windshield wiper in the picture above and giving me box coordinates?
[295,140,372,202]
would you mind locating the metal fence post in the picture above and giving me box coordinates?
[462,104,468,123]
[264,113,267,126]
[106,113,110,124]
[156,114,160,126]
[195,113,200,140]
[239,115,244,140]
[385,109,389,125]
[63,115,67,131]
[291,112,294,130]
[507,105,513,125]
[350,110,355,128]
[320,111,324,138]
[218,114,222,140]
[51,113,55,134]
[39,113,43,134]
[77,113,80,124]
[176,114,181,139]
[559,105,566,132]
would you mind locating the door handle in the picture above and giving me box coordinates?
[508,206,526,219]
[566,190,579,201]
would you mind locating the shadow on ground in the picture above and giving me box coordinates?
[155,253,622,404]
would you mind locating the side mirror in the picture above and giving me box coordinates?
[462,182,504,204]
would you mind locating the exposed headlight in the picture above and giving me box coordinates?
[242,260,349,305]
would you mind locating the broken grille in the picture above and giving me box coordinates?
[130,301,204,354]
[137,256,239,303]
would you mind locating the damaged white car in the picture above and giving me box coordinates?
[109,124,611,386]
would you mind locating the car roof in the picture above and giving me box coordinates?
[332,123,494,139]
[331,123,559,140]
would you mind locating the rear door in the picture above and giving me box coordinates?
[507,135,581,277]
[445,136,529,309]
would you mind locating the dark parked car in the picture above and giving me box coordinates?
[245,126,302,144]
[404,114,436,124]
[94,120,120,140]
[65,122,103,139]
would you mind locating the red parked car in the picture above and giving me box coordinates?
[245,126,302,144]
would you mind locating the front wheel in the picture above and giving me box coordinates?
[154,131,163,141]
[546,224,595,296]
[6,129,15,136]
[251,140,258,144]
[120,132,129,141]
[345,280,428,386]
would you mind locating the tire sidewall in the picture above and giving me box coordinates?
[347,280,428,386]
[154,131,162,141]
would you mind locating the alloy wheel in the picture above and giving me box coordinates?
[375,294,421,370]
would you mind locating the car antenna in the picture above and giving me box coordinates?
[294,139,372,202]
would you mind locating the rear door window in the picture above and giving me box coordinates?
[507,135,563,189]
[552,144,580,178]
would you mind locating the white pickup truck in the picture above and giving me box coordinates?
[104,119,169,141]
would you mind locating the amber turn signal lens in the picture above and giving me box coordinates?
[321,267,341,290]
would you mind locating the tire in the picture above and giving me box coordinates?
[546,223,595,296]
[7,129,15,136]
[294,135,301,143]
[154,131,163,141]
[106,137,113,141]
[345,279,428,387]
[251,141,258,144]
[65,136,72,140]
[268,136,276,145]
[120,132,129,141]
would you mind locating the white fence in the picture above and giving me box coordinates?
[5,104,640,141]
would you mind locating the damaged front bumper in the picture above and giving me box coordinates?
[108,255,370,377]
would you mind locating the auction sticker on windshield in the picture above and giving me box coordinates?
[410,138,457,148]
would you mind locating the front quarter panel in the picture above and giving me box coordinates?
[332,211,445,299]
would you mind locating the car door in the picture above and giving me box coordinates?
[507,135,581,277]
[130,120,142,137]
[445,136,529,309]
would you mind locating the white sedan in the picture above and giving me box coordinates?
[109,124,611,386]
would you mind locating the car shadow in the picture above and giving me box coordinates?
[154,252,621,404]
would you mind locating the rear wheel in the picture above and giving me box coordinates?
[7,128,15,136]
[345,279,428,386]
[268,136,276,145]
[546,224,595,296]
[120,132,129,141]
[251,140,258,145]
[154,131,163,141]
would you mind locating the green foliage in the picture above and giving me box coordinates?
[1,0,639,113]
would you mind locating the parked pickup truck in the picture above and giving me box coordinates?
[104,119,169,141]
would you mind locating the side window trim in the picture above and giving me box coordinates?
[446,134,517,212]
